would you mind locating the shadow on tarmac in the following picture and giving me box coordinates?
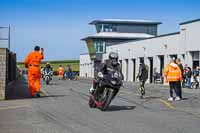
[38,94,68,99]
[5,79,31,100]
[107,105,136,112]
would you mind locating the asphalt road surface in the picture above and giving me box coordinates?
[1,77,200,133]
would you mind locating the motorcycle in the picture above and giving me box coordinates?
[43,69,52,85]
[63,71,78,80]
[89,70,123,111]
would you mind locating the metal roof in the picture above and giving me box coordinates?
[81,32,154,40]
[89,19,162,25]
[180,18,200,25]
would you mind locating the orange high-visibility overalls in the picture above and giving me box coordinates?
[24,51,44,97]
[57,67,64,79]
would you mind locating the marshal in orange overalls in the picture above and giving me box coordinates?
[24,47,44,97]
[57,66,64,80]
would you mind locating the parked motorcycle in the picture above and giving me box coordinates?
[63,71,78,80]
[89,70,123,111]
[43,69,52,85]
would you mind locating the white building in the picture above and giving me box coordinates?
[80,18,200,83]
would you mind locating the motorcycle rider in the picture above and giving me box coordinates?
[43,62,53,80]
[44,62,53,71]
[89,52,124,94]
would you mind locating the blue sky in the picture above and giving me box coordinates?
[0,0,199,61]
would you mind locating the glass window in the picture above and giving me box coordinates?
[97,43,100,52]
[96,24,103,33]
[103,24,114,32]
[100,44,103,52]
[94,42,106,53]
[112,26,117,32]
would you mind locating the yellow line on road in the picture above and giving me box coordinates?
[0,105,30,111]
[157,99,176,110]
[120,90,176,110]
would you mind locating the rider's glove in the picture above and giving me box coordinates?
[98,72,104,78]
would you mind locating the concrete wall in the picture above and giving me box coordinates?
[180,21,200,52]
[80,54,94,78]
[105,33,181,60]
[0,48,16,100]
[0,48,8,100]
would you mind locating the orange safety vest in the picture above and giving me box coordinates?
[164,62,182,82]
[57,67,64,75]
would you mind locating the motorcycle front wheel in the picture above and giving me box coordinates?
[101,89,114,111]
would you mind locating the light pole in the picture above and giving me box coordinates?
[0,26,11,50]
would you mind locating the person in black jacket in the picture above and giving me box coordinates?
[176,58,184,99]
[42,62,53,80]
[43,62,53,72]
[137,61,148,98]
[186,67,192,88]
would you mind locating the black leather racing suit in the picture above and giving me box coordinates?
[93,60,124,91]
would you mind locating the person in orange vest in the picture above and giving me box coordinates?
[24,46,44,98]
[164,59,182,101]
[57,65,64,80]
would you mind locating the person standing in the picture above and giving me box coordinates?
[164,59,182,101]
[57,65,64,80]
[24,46,44,97]
[186,67,192,88]
[137,62,148,99]
[66,65,73,80]
[175,58,184,99]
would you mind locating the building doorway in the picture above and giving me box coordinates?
[132,59,136,82]
[158,55,164,75]
[169,54,177,60]
[139,57,144,63]
[148,57,153,83]
[125,59,129,81]
[191,51,200,69]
